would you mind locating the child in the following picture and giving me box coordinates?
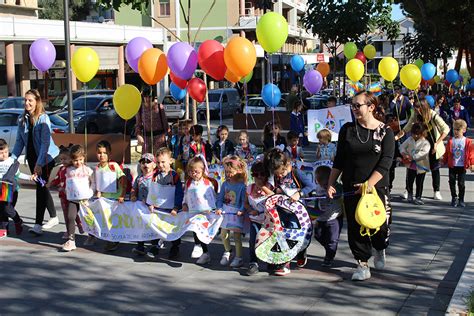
[87,140,127,250]
[169,122,180,159]
[316,129,337,162]
[235,130,257,162]
[443,119,474,207]
[263,121,286,152]
[212,125,235,163]
[182,156,218,264]
[263,148,316,275]
[177,119,194,167]
[189,125,213,163]
[399,123,431,205]
[313,165,343,267]
[245,161,274,276]
[215,155,248,268]
[48,145,84,239]
[285,131,304,162]
[290,100,308,146]
[62,145,94,251]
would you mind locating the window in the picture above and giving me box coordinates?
[0,114,17,127]
[159,0,170,17]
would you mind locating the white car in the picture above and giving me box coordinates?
[243,97,287,114]
[162,95,185,119]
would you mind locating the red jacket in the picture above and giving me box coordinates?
[443,137,474,169]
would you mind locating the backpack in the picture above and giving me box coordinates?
[355,182,386,236]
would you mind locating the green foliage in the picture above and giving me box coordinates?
[95,0,149,14]
[38,0,91,21]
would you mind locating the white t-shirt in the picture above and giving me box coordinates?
[452,137,466,167]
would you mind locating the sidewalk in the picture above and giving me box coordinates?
[1,166,473,315]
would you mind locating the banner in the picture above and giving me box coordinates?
[307,105,352,142]
[294,160,332,184]
[79,198,223,244]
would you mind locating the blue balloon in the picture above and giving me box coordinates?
[421,63,436,81]
[290,55,304,72]
[426,95,435,108]
[261,83,281,108]
[446,69,459,84]
[170,82,186,100]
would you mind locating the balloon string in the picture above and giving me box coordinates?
[244,79,248,131]
[414,91,436,144]
[123,119,127,166]
[391,84,402,133]
[84,85,88,163]
[269,54,276,149]
[150,85,154,156]
[141,102,147,155]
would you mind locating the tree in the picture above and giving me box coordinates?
[38,0,90,21]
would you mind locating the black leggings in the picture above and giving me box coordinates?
[406,169,426,199]
[28,160,57,225]
[428,138,441,191]
[193,232,208,253]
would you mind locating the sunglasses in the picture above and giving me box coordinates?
[351,102,370,110]
[140,159,153,164]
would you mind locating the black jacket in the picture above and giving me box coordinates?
[212,139,235,161]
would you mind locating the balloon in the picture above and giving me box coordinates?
[345,59,364,82]
[138,48,168,85]
[239,70,253,83]
[167,42,198,80]
[363,44,376,59]
[433,75,441,83]
[421,62,436,81]
[170,71,187,89]
[303,69,323,94]
[355,51,366,64]
[425,95,435,108]
[71,47,99,83]
[446,69,459,84]
[224,68,242,83]
[261,83,281,108]
[256,12,288,53]
[343,42,357,59]
[378,57,399,82]
[187,78,206,102]
[170,82,186,100]
[29,39,56,72]
[198,40,226,80]
[316,62,330,77]
[414,58,424,69]
[113,84,141,120]
[125,37,153,73]
[290,55,304,72]
[400,64,421,90]
[224,36,256,77]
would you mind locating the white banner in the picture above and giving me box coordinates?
[294,160,333,184]
[307,105,353,143]
[79,198,223,244]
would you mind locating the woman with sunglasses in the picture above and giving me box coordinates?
[396,98,450,201]
[327,90,395,281]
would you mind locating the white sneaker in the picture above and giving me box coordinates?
[62,240,77,252]
[191,244,203,258]
[374,249,386,270]
[220,251,231,266]
[401,190,408,200]
[158,239,166,249]
[42,216,59,230]
[28,224,43,235]
[351,261,371,281]
[433,191,443,200]
[230,256,243,268]
[196,252,211,265]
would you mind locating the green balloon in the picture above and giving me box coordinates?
[239,70,253,83]
[414,58,424,69]
[256,12,288,54]
[344,42,357,59]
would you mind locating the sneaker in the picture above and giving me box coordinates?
[0,228,6,238]
[132,246,146,256]
[42,216,59,230]
[297,256,308,268]
[407,194,414,203]
[62,232,69,240]
[401,190,408,200]
[414,198,424,205]
[433,191,443,200]
[451,198,458,207]
[14,220,23,235]
[196,252,211,265]
[104,242,119,252]
[145,246,160,260]
[220,251,231,266]
[29,224,43,235]
[458,201,466,208]
[247,263,259,276]
[321,258,333,267]
[62,239,76,252]
[352,261,371,281]
[374,249,386,270]
[230,256,243,268]
[191,244,203,258]
[274,265,291,276]
[83,235,96,246]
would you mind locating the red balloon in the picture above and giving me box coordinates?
[198,40,226,81]
[187,78,207,102]
[170,71,187,89]
[355,51,366,64]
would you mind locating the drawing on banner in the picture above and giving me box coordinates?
[307,105,352,143]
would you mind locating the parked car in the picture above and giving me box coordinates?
[0,97,24,110]
[243,97,287,114]
[57,95,135,135]
[305,96,328,110]
[49,89,115,111]
[197,88,241,119]
[163,95,185,120]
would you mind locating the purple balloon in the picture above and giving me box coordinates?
[126,37,153,73]
[29,39,56,72]
[303,69,323,94]
[167,42,198,80]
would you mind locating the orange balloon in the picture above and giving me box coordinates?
[224,37,256,78]
[224,68,242,83]
[316,62,330,77]
[138,48,168,85]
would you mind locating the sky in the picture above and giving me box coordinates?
[391,3,405,21]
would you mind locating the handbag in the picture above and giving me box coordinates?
[355,182,386,237]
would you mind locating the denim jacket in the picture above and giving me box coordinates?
[11,113,59,166]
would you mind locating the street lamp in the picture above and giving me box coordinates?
[63,0,74,133]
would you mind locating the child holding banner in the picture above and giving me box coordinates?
[316,129,337,163]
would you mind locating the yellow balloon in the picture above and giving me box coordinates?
[363,44,376,59]
[113,84,141,120]
[71,47,99,83]
[400,64,422,90]
[378,57,399,82]
[346,59,364,82]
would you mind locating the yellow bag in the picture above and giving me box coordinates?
[355,182,386,236]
